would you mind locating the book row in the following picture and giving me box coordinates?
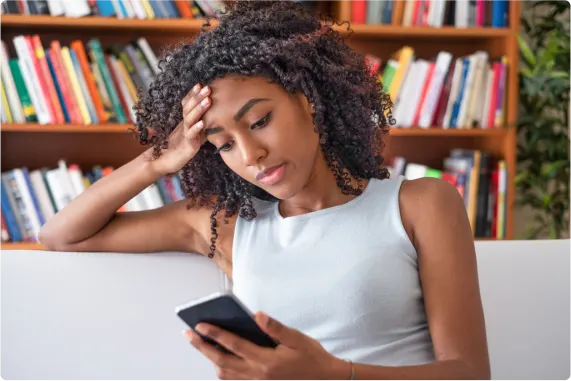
[1,161,186,243]
[351,0,509,28]
[366,47,508,129]
[387,150,507,239]
[0,0,223,19]
[1,36,159,125]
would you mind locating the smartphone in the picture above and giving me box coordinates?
[175,292,278,355]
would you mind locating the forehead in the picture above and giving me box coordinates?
[208,76,287,106]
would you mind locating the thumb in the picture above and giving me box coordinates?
[255,312,304,348]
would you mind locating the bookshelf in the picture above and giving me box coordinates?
[0,0,520,250]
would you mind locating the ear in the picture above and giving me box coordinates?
[294,92,314,116]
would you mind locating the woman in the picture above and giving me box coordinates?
[39,1,490,379]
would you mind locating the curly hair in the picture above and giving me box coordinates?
[134,0,393,259]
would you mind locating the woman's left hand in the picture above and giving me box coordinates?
[183,312,347,380]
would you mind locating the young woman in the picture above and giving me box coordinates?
[39,1,490,379]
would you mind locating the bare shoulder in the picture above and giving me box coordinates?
[398,177,469,247]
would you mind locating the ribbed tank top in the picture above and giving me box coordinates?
[229,176,435,366]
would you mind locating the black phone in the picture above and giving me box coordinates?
[175,292,278,355]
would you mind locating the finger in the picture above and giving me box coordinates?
[183,97,211,132]
[181,83,201,106]
[184,120,206,145]
[184,329,249,373]
[183,85,211,118]
[216,366,249,380]
[196,323,267,361]
[255,312,302,348]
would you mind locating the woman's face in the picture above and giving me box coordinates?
[201,75,321,200]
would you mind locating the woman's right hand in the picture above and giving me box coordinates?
[150,83,212,176]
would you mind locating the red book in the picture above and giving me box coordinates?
[50,41,82,124]
[1,211,10,242]
[412,62,435,127]
[32,35,65,124]
[351,0,366,24]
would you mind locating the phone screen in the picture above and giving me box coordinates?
[176,293,278,354]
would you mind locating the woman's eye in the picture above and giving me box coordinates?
[251,112,272,130]
[216,141,234,153]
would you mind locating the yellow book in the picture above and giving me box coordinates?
[140,0,155,19]
[496,160,506,239]
[388,46,414,103]
[115,59,138,102]
[1,78,13,123]
[61,47,92,125]
[82,176,91,189]
[495,56,509,128]
[467,150,481,234]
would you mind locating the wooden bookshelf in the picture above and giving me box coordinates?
[1,0,520,248]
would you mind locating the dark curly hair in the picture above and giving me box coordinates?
[134,0,393,259]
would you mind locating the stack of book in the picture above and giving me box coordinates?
[1,36,158,125]
[368,46,508,129]
[387,150,507,239]
[399,0,509,27]
[1,0,223,19]
[351,0,509,28]
[1,161,186,243]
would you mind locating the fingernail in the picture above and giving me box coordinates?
[193,84,201,93]
[201,98,210,107]
[195,324,206,335]
[196,120,204,129]
[200,86,210,96]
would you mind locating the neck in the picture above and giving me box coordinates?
[279,153,368,218]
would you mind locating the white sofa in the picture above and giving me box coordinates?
[2,240,570,380]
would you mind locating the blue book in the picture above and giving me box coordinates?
[163,0,180,18]
[21,168,45,226]
[449,57,470,128]
[69,49,99,124]
[96,0,116,17]
[1,180,23,242]
[492,0,508,28]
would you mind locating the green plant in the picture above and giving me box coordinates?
[517,1,570,239]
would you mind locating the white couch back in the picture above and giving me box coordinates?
[2,240,570,380]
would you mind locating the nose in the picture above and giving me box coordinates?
[238,136,267,166]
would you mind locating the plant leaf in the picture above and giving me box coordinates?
[518,35,537,66]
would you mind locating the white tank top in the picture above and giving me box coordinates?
[229,176,435,366]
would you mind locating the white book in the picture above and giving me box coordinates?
[418,51,453,128]
[46,0,65,16]
[480,67,494,129]
[12,35,52,124]
[29,170,56,222]
[402,0,416,26]
[393,61,418,127]
[121,0,136,18]
[12,168,43,238]
[129,0,148,19]
[404,163,428,180]
[61,0,90,17]
[465,52,488,128]
[455,0,469,27]
[68,165,86,197]
[404,60,430,127]
[458,52,487,128]
[0,41,25,122]
[58,160,78,199]
[45,169,72,212]
[137,38,159,75]
[110,0,125,19]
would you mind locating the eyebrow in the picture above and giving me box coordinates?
[204,98,270,137]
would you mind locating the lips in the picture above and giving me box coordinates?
[256,164,286,186]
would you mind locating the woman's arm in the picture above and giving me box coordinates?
[38,150,210,254]
[333,177,490,379]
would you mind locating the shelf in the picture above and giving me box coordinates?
[1,15,510,39]
[388,128,510,137]
[2,124,510,137]
[1,124,135,133]
[337,24,511,39]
